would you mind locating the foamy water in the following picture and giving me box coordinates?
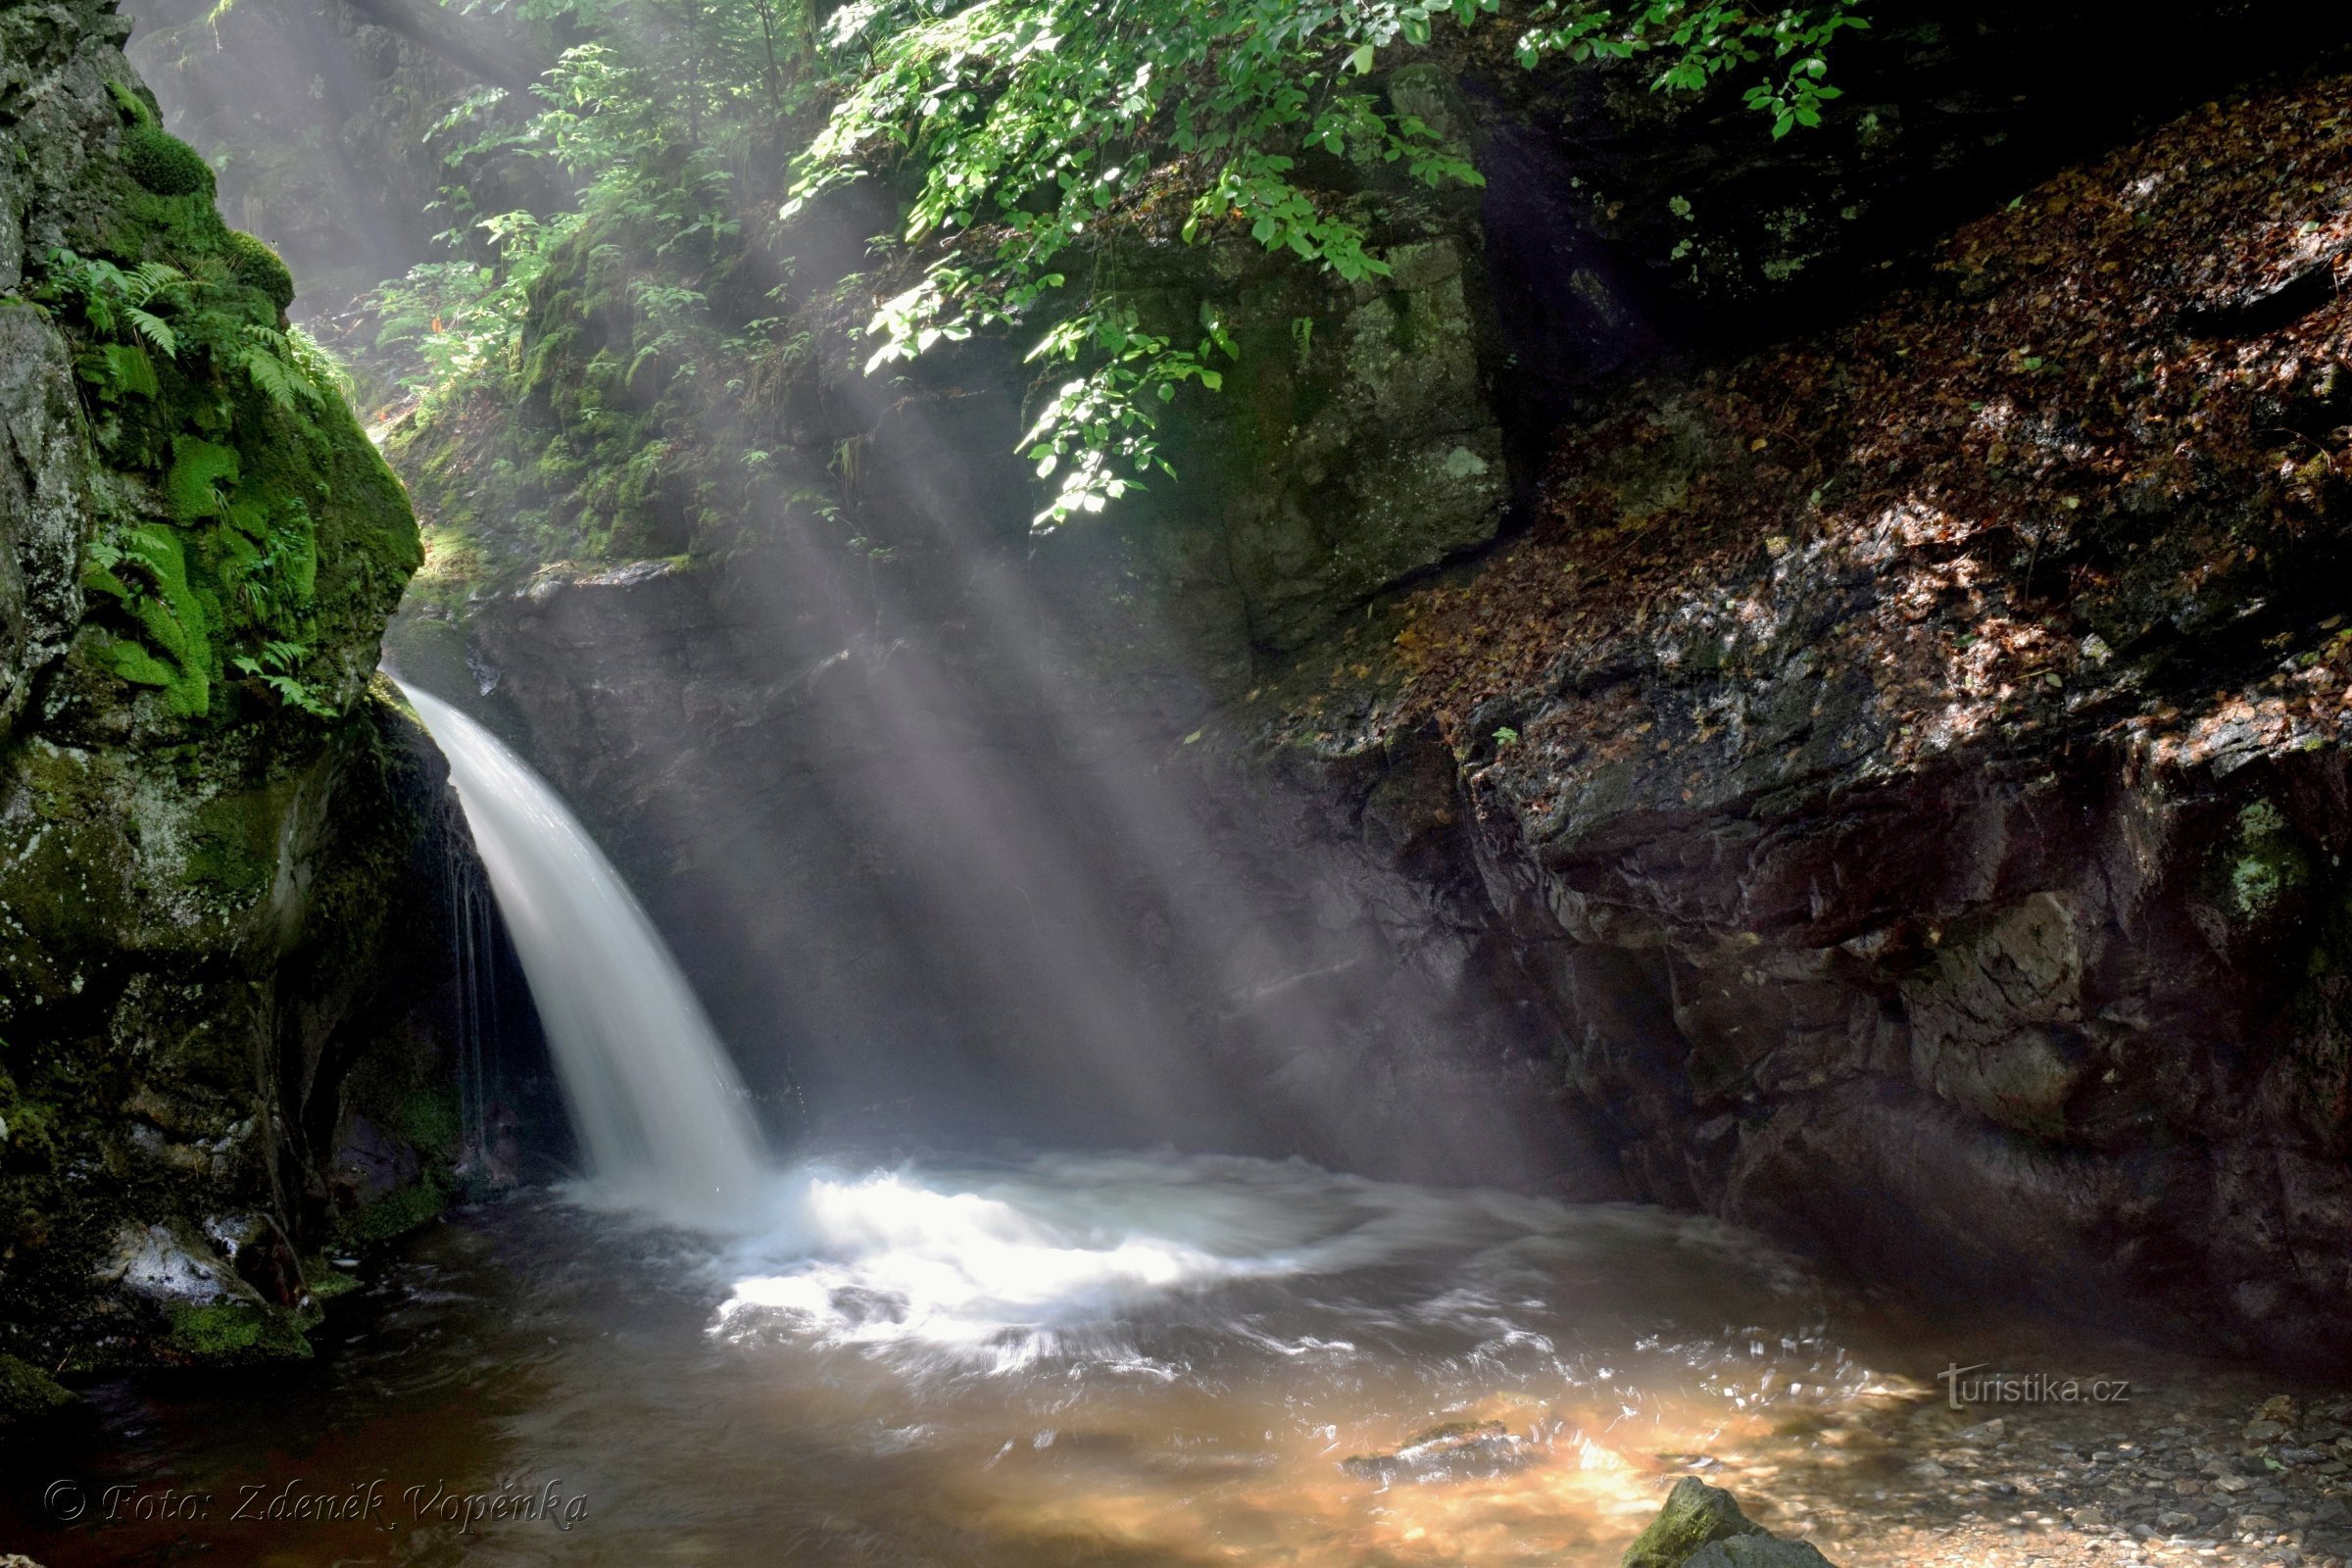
[705,1151,1835,1383]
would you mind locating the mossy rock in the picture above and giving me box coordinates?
[1685,1541,1837,1568]
[1624,1478,1767,1568]
[165,1300,313,1363]
[223,229,296,314]
[122,122,214,198]
[0,1352,75,1424]
[334,1172,450,1248]
[105,77,157,127]
[300,1257,361,1301]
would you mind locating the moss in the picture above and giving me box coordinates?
[300,1256,361,1300]
[2228,799,2310,923]
[395,1085,462,1154]
[105,78,157,127]
[84,524,216,716]
[186,780,294,899]
[163,439,240,521]
[165,1299,312,1362]
[0,1352,75,1424]
[335,1173,450,1247]
[1623,1478,1767,1568]
[324,1087,463,1247]
[122,123,215,199]
[222,229,296,315]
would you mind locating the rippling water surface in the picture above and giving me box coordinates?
[2,1149,1917,1567]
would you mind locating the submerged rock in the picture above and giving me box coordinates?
[1341,1419,1528,1484]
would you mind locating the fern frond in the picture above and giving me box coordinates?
[240,325,324,410]
[239,345,305,411]
[127,261,185,305]
[125,307,177,359]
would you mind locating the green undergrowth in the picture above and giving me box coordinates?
[24,81,416,726]
[365,0,1867,569]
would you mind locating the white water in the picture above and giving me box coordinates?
[401,681,766,1226]
[709,1149,1828,1380]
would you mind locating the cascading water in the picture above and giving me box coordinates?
[400,680,766,1226]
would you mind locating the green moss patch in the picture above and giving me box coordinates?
[122,123,214,198]
[334,1173,451,1248]
[0,1352,76,1424]
[165,1300,313,1363]
[223,229,296,315]
[300,1256,361,1301]
[2227,799,2310,924]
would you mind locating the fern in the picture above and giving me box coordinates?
[238,324,329,412]
[231,638,337,718]
[124,306,177,359]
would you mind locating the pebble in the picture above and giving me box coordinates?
[1702,1382,2352,1568]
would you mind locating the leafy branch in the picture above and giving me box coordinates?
[789,0,1868,526]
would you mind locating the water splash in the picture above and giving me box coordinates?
[401,681,765,1226]
[710,1151,1832,1381]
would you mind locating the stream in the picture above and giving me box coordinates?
[2,1149,2333,1568]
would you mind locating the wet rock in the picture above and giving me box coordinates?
[0,0,464,1377]
[0,308,91,740]
[95,1221,259,1306]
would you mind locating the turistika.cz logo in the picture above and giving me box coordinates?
[1936,1363,2133,1410]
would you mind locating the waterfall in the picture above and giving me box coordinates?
[400,681,766,1227]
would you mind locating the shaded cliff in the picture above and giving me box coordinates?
[0,0,464,1407]
[1257,73,2352,1366]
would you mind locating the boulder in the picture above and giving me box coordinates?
[1623,1479,1837,1568]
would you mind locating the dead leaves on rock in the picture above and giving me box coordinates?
[1304,72,2352,801]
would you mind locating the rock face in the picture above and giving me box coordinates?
[0,0,462,1384]
[1266,72,2352,1366]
